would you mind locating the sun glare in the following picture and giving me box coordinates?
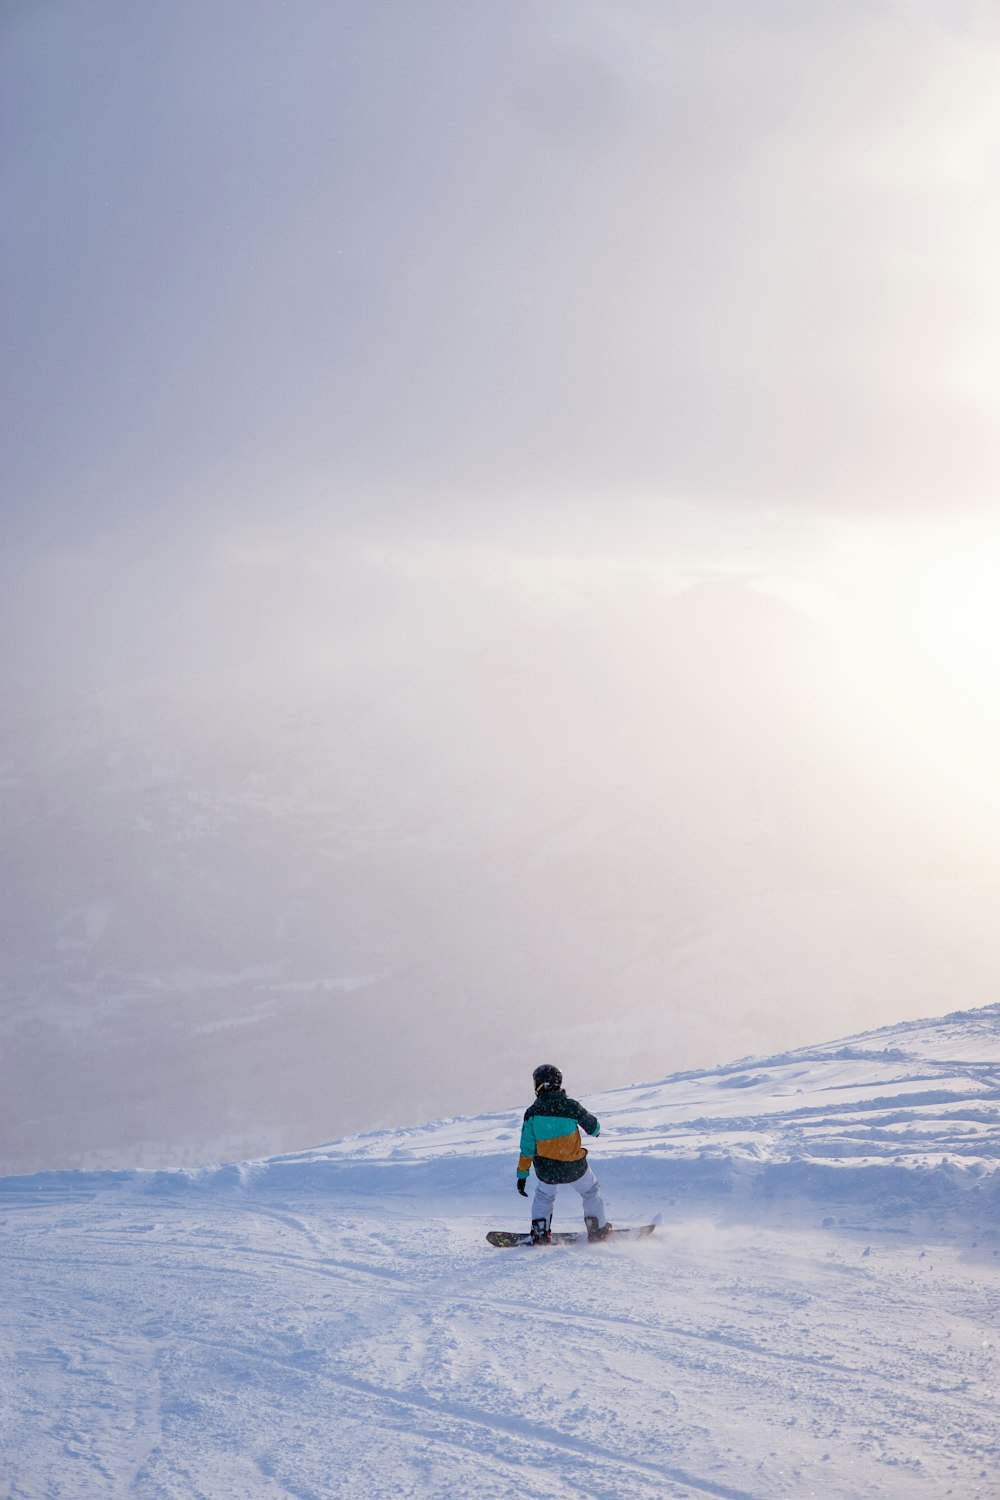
[810,521,1000,831]
[913,545,1000,718]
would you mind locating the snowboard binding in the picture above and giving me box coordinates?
[585,1215,613,1242]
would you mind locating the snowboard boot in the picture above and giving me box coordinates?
[530,1218,551,1245]
[585,1216,613,1242]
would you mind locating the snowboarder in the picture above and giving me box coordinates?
[517,1063,611,1244]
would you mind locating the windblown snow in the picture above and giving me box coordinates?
[2,1006,998,1499]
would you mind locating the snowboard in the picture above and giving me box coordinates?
[486,1224,656,1248]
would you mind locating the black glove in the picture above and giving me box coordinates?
[516,1178,528,1196]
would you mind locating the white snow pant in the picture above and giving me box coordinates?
[531,1166,606,1230]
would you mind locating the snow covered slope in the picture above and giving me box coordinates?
[1,1007,998,1498]
[243,1003,1000,1236]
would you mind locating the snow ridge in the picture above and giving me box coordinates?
[208,1002,1000,1237]
[3,1006,998,1234]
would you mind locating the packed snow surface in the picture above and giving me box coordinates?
[2,1006,999,1498]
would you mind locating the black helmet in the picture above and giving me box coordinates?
[532,1063,563,1094]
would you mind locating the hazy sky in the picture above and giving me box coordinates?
[5,0,1000,546]
[5,0,1000,778]
[4,1,1000,1165]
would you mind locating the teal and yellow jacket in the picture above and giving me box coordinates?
[517,1089,601,1185]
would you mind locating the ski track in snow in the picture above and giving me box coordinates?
[2,1006,999,1499]
[2,1191,999,1500]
